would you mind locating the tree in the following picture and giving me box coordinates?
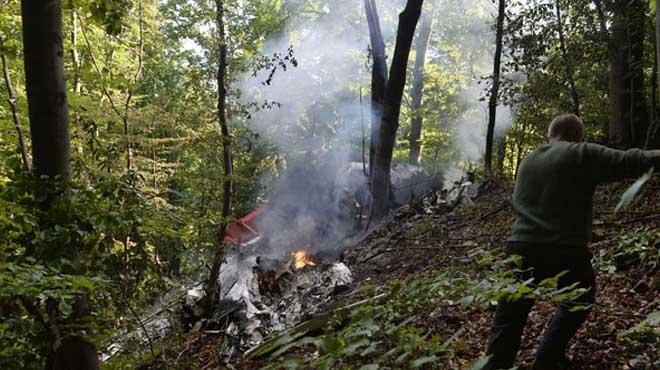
[1,38,31,172]
[21,0,70,181]
[605,0,648,149]
[203,0,234,314]
[627,0,648,148]
[21,1,99,369]
[649,0,660,148]
[554,0,580,116]
[484,0,505,178]
[365,0,387,176]
[371,0,424,219]
[408,1,435,165]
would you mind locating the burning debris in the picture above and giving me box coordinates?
[291,249,317,270]
[202,162,444,355]
[213,245,352,355]
[100,168,473,362]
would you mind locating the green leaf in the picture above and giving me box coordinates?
[395,351,412,364]
[616,168,654,212]
[319,336,343,355]
[643,311,660,326]
[411,355,438,368]
[343,338,370,355]
[470,356,492,370]
[281,357,303,369]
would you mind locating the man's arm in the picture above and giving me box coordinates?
[585,143,660,184]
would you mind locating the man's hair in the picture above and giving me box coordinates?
[548,114,585,142]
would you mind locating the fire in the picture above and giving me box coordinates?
[292,250,316,270]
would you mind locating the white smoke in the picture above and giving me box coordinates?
[239,1,407,257]
[238,0,518,254]
[432,0,516,186]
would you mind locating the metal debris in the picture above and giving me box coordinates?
[214,247,353,355]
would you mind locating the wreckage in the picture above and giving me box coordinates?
[189,162,444,355]
[102,165,486,361]
[213,245,353,355]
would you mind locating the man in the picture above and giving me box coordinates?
[484,114,660,370]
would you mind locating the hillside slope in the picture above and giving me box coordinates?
[142,179,659,370]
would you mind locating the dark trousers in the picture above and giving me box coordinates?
[485,243,596,370]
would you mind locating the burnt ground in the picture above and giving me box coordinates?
[147,179,659,370]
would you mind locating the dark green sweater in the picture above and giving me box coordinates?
[509,141,660,252]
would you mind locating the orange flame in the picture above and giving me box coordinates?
[292,250,316,269]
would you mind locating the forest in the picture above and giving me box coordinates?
[1,0,659,369]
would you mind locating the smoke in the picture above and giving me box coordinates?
[432,0,516,186]
[240,1,407,258]
[239,0,518,256]
[243,0,407,157]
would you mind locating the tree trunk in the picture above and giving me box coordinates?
[204,0,233,314]
[593,0,610,140]
[495,136,506,176]
[21,1,99,369]
[646,8,660,149]
[628,0,648,148]
[608,2,630,148]
[484,0,505,178]
[122,0,144,170]
[608,0,648,149]
[70,9,81,94]
[365,0,387,177]
[647,0,660,148]
[554,0,580,116]
[371,0,424,219]
[1,46,31,172]
[21,0,71,180]
[408,2,434,165]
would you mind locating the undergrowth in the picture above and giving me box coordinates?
[260,246,587,370]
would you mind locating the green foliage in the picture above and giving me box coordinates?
[3,0,657,366]
[0,262,104,311]
[1,0,292,366]
[618,310,660,369]
[595,227,660,273]
[0,171,185,367]
[262,275,469,369]
[262,246,585,369]
[88,0,132,35]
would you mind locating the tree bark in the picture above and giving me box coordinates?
[371,0,424,219]
[484,0,505,178]
[204,0,233,314]
[408,2,434,165]
[70,9,81,94]
[21,0,71,180]
[495,136,506,176]
[554,0,580,116]
[647,8,660,149]
[122,0,144,170]
[648,0,660,148]
[365,0,387,177]
[1,46,31,172]
[608,2,629,148]
[628,0,648,148]
[21,1,99,369]
[607,0,648,149]
[593,0,611,140]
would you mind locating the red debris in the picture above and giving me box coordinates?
[224,205,267,245]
